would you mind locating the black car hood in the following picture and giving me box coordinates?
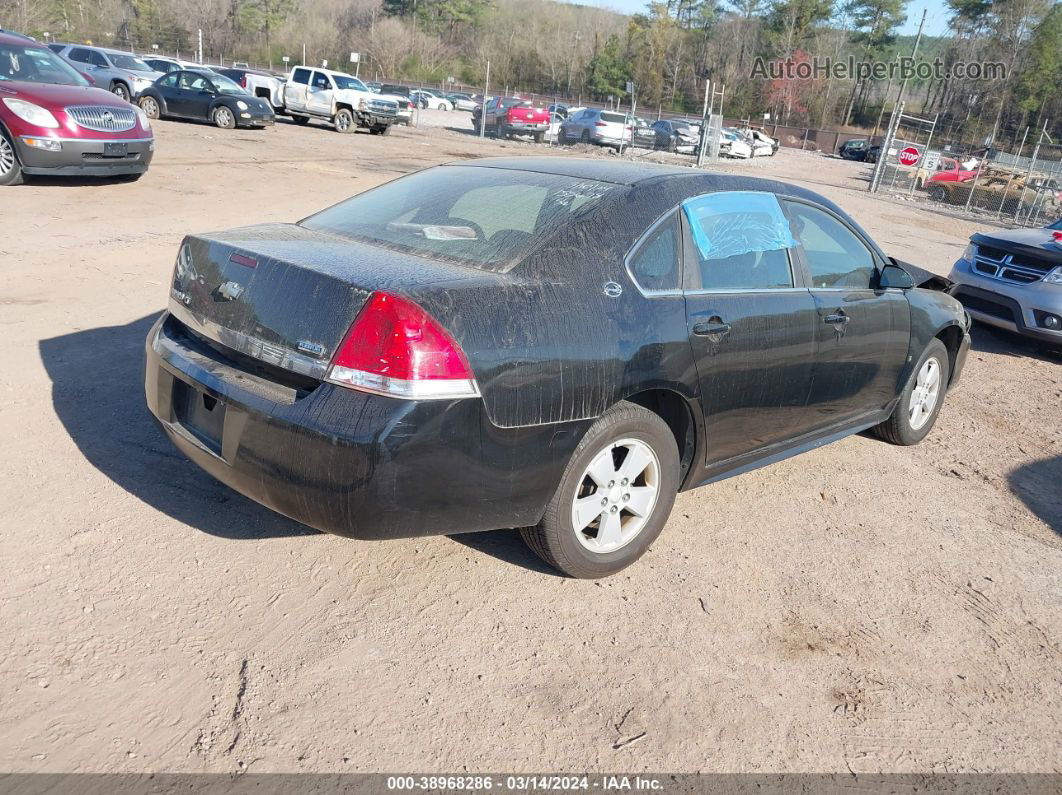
[972,228,1062,266]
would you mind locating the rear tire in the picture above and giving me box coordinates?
[0,128,24,186]
[929,185,948,202]
[370,124,390,135]
[521,401,680,579]
[873,338,949,446]
[138,95,161,119]
[533,131,544,144]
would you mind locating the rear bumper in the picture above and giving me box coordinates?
[504,122,549,135]
[17,136,154,176]
[948,261,1062,344]
[144,313,579,539]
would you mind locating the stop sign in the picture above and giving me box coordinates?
[898,146,921,166]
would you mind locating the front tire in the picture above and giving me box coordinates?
[0,129,24,186]
[291,114,310,125]
[111,82,130,102]
[212,105,236,129]
[521,401,680,578]
[873,338,949,445]
[334,108,355,133]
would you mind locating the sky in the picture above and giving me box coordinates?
[566,0,953,37]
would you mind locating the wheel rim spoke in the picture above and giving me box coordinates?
[585,452,617,489]
[572,496,604,531]
[597,510,623,549]
[625,486,655,518]
[618,444,652,482]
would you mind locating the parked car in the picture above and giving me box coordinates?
[629,117,656,149]
[839,139,869,160]
[719,128,752,159]
[447,92,476,111]
[560,108,632,149]
[394,96,414,126]
[145,157,970,578]
[744,127,778,155]
[651,119,698,153]
[916,156,978,191]
[864,144,882,163]
[947,218,1062,347]
[217,67,285,111]
[282,66,398,134]
[137,69,274,129]
[379,83,411,98]
[144,56,209,74]
[0,30,154,185]
[473,97,551,142]
[47,43,163,101]
[365,81,382,92]
[411,88,453,111]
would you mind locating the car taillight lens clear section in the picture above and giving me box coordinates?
[327,291,479,400]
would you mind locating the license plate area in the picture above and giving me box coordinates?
[173,379,225,454]
[103,142,128,157]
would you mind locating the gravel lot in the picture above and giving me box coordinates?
[2,111,1059,774]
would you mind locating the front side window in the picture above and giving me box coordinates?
[784,201,877,289]
[301,166,617,271]
[682,192,796,291]
[312,71,331,90]
[333,74,366,90]
[179,72,211,92]
[628,214,681,292]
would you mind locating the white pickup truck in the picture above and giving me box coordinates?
[283,66,399,134]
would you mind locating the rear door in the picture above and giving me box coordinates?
[284,67,311,111]
[681,192,820,466]
[307,71,333,116]
[782,199,910,428]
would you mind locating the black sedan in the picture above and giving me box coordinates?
[137,69,274,129]
[839,139,870,160]
[145,158,971,578]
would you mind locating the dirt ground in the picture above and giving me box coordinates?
[2,110,1059,775]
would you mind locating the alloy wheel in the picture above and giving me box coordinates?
[215,107,234,128]
[140,97,159,118]
[908,357,941,431]
[570,438,660,553]
[112,84,129,101]
[0,136,14,176]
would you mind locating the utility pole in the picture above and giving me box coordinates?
[696,79,711,168]
[479,60,490,139]
[197,29,203,64]
[302,43,306,65]
[884,9,926,135]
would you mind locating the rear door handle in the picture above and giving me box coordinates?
[823,312,849,325]
[693,320,731,336]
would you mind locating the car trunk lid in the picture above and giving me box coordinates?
[168,222,487,380]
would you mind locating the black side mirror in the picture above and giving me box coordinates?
[879,261,915,289]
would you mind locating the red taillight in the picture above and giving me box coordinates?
[1053,231,1062,242]
[595,121,608,127]
[228,252,257,268]
[239,75,247,88]
[327,292,478,400]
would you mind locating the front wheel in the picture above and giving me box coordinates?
[212,105,236,129]
[334,108,355,133]
[873,338,949,445]
[521,401,680,578]
[929,185,949,202]
[291,114,310,125]
[111,82,130,102]
[0,130,24,186]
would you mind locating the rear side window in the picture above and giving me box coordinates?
[682,192,796,291]
[67,48,92,64]
[628,214,681,293]
[157,73,178,88]
[783,201,877,289]
[291,68,310,85]
[301,166,617,271]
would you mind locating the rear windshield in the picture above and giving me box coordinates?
[600,112,626,123]
[301,166,617,271]
[110,53,154,72]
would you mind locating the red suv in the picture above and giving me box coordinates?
[0,30,154,185]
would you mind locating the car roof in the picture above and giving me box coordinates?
[0,29,38,44]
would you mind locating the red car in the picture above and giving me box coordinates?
[925,156,978,185]
[0,30,154,185]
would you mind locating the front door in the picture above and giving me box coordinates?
[782,199,911,428]
[681,192,820,467]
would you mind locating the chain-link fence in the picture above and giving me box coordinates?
[870,106,1062,228]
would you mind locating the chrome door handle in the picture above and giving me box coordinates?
[823,312,849,325]
[693,320,731,336]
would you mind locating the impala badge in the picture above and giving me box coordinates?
[297,340,326,357]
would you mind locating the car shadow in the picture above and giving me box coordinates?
[970,322,1062,363]
[39,314,316,540]
[1007,455,1062,536]
[448,530,563,577]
